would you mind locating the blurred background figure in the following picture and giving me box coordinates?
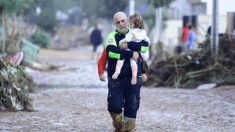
[90,24,103,60]
[187,24,197,50]
[207,26,211,37]
[182,24,189,48]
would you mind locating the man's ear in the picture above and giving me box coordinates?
[113,21,117,26]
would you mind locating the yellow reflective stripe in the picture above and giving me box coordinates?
[105,32,117,48]
[108,51,120,59]
[141,46,148,53]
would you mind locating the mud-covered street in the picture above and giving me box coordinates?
[1,48,235,132]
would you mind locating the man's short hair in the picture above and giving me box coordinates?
[113,12,127,22]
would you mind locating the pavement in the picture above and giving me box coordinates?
[0,45,235,132]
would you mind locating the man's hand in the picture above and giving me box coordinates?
[99,74,106,81]
[119,43,128,49]
[133,51,139,61]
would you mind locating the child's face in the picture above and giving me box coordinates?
[129,21,134,29]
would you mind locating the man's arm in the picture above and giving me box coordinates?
[106,45,133,60]
[127,40,149,53]
[97,49,107,81]
[105,32,134,60]
[119,40,149,53]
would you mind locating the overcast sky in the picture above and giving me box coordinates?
[202,0,235,15]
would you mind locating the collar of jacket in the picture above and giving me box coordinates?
[115,27,131,35]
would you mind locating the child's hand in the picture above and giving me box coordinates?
[99,74,106,81]
[142,74,148,82]
[119,43,128,49]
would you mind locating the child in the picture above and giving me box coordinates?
[112,12,150,85]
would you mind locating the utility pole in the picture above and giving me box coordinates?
[129,0,135,16]
[211,0,219,58]
[155,7,162,43]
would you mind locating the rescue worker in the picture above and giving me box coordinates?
[104,12,149,132]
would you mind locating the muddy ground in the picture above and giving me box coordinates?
[0,47,235,132]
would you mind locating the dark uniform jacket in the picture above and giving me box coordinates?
[105,29,149,79]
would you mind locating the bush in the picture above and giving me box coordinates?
[29,32,51,48]
[36,8,57,33]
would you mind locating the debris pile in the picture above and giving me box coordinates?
[144,34,235,88]
[0,60,35,111]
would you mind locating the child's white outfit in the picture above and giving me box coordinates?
[119,28,150,60]
[112,28,150,85]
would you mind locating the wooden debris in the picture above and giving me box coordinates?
[144,34,235,88]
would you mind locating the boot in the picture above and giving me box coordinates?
[124,118,136,132]
[110,112,125,132]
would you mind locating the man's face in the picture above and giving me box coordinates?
[114,14,128,34]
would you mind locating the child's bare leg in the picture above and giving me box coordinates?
[112,60,124,79]
[130,59,137,85]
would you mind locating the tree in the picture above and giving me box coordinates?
[26,0,58,34]
[71,0,128,23]
[98,0,128,19]
[36,8,57,34]
[0,0,34,15]
[25,0,128,28]
[25,0,74,33]
[148,0,174,8]
[0,0,35,53]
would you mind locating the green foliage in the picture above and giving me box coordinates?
[0,0,35,15]
[33,0,72,12]
[25,0,128,28]
[29,32,51,48]
[71,0,128,20]
[98,0,128,19]
[52,0,72,12]
[29,0,57,33]
[36,8,57,33]
[148,0,174,8]
[0,60,34,111]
